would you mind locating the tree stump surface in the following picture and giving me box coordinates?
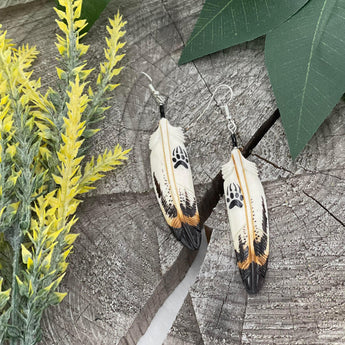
[0,0,35,9]
[1,0,345,344]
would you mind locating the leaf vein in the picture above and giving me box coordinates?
[296,0,329,147]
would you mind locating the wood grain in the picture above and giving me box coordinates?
[0,1,197,343]
[2,0,345,344]
[0,0,36,9]
[165,158,345,344]
[41,192,196,345]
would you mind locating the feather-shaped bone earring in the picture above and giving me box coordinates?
[141,72,201,250]
[222,112,269,294]
[194,85,269,293]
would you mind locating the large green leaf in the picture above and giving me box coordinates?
[265,0,345,159]
[179,0,309,65]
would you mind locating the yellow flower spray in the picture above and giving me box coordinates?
[0,1,130,343]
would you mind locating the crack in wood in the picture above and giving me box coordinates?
[252,153,295,175]
[303,190,345,228]
[239,293,248,344]
[297,164,345,181]
[282,178,334,247]
[189,293,206,345]
[214,279,231,329]
[160,0,185,45]
[288,183,326,245]
[278,168,345,185]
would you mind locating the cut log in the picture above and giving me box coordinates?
[164,294,204,345]
[41,192,196,345]
[166,167,345,344]
[2,0,345,344]
[0,1,198,343]
[0,0,36,9]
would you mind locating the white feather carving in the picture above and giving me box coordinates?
[222,148,269,293]
[149,118,201,250]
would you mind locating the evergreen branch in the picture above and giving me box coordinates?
[78,145,130,193]
[0,276,11,343]
[20,76,130,344]
[83,12,126,134]
[29,0,94,184]
[18,75,88,344]
[0,95,20,235]
[0,2,130,343]
[55,75,87,225]
[17,193,66,345]
[0,29,45,344]
[53,0,92,129]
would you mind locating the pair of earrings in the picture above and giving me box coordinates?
[142,73,269,294]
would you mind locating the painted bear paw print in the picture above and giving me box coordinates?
[172,146,189,169]
[226,183,244,209]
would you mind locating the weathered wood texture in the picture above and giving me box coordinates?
[0,1,198,344]
[2,0,345,344]
[165,167,345,344]
[0,0,35,9]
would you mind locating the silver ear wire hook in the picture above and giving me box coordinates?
[222,102,238,148]
[141,72,165,106]
[188,84,236,135]
[222,103,237,136]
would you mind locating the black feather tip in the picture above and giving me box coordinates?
[170,223,201,250]
[239,260,268,294]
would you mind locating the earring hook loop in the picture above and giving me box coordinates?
[188,84,236,136]
[140,72,165,106]
[222,103,237,136]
